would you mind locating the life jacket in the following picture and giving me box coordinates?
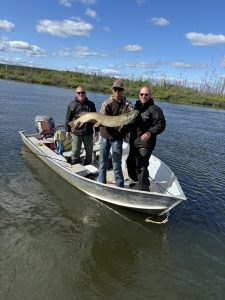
[54,131,72,154]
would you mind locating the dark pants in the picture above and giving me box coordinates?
[72,134,93,165]
[127,147,152,191]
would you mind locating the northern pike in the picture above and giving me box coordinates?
[68,110,139,132]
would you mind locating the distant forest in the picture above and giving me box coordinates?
[1,63,225,109]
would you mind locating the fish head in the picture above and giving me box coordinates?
[126,110,139,122]
[132,110,139,118]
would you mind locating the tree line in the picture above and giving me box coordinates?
[0,63,224,109]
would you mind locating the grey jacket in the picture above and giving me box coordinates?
[65,97,97,136]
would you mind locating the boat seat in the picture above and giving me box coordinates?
[84,165,99,179]
[84,164,99,174]
[65,163,88,176]
[62,150,72,158]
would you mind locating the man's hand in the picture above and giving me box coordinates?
[140,131,151,141]
[66,132,70,140]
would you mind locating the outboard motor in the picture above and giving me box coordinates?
[34,115,55,137]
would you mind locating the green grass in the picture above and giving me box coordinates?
[1,63,225,109]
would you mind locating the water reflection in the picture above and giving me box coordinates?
[15,146,170,299]
[20,145,165,232]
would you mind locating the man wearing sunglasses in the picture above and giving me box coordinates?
[65,85,99,165]
[127,86,166,191]
[98,80,131,187]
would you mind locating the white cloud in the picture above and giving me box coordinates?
[136,0,145,4]
[0,20,15,32]
[85,8,99,20]
[59,0,74,7]
[171,60,208,69]
[73,64,118,76]
[36,19,93,37]
[59,45,106,58]
[148,17,170,26]
[0,55,35,66]
[80,0,96,4]
[0,55,23,64]
[186,32,225,46]
[58,0,95,6]
[125,61,160,68]
[0,39,46,57]
[75,65,98,73]
[120,44,143,52]
[101,68,119,75]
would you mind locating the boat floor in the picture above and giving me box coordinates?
[27,135,167,194]
[66,161,164,194]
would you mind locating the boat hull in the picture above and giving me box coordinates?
[19,131,186,216]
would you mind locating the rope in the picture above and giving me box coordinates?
[145,212,170,224]
[20,148,72,165]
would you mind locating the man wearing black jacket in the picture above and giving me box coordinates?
[127,86,166,191]
[65,85,99,165]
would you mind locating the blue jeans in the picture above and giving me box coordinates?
[98,138,124,187]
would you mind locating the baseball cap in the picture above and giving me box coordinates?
[112,80,124,90]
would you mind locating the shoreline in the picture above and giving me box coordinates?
[1,64,225,110]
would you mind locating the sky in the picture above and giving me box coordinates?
[1,0,225,85]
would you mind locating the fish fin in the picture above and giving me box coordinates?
[94,122,101,127]
[117,125,123,131]
[68,121,75,132]
[69,120,81,130]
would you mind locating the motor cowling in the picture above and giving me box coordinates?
[34,115,55,136]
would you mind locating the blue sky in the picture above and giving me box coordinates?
[1,0,225,84]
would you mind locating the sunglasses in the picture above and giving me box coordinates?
[113,87,123,92]
[77,91,85,95]
[140,93,149,97]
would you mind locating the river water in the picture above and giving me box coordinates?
[0,79,224,300]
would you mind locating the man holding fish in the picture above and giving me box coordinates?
[98,80,132,188]
[67,80,136,187]
[65,85,99,165]
[66,82,165,193]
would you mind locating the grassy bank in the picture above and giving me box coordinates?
[1,63,225,109]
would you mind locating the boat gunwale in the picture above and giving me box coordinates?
[19,130,187,213]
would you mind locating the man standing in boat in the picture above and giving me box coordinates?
[98,80,131,187]
[127,86,166,191]
[65,85,99,165]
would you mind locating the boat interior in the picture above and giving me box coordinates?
[27,118,181,196]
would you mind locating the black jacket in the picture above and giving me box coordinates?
[130,98,166,149]
[65,97,97,136]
